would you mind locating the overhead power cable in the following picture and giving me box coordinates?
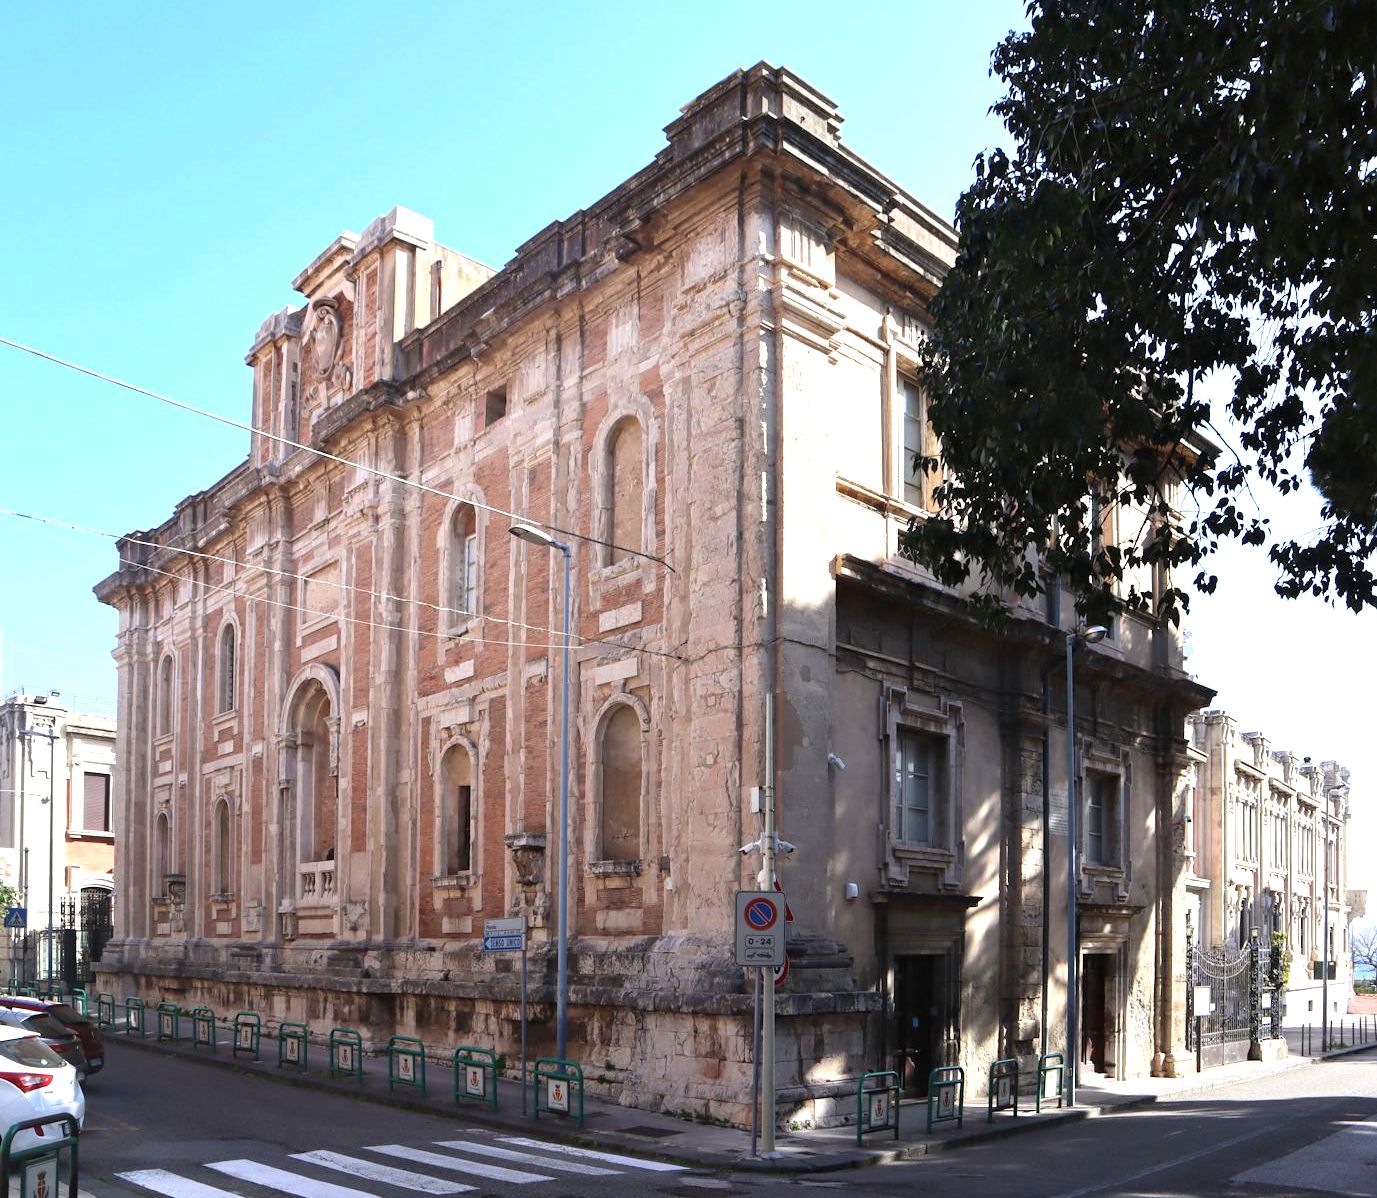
[122,555,576,653]
[0,508,683,662]
[0,335,674,571]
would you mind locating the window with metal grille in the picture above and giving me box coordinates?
[894,728,942,846]
[1086,773,1119,866]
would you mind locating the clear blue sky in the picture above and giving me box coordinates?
[1,1,1371,906]
[0,0,1020,711]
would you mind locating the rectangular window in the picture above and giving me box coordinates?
[894,729,942,845]
[900,376,925,509]
[1086,773,1118,866]
[454,784,472,874]
[82,774,111,833]
[484,387,508,426]
[462,533,478,614]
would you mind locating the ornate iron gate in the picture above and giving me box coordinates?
[56,888,114,988]
[1187,931,1261,1068]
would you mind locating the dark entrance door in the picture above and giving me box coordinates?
[1081,953,1109,1074]
[894,954,948,1096]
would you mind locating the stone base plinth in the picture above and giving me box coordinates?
[95,932,881,1129]
[1250,1037,1289,1063]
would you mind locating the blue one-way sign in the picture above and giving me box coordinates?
[482,915,526,952]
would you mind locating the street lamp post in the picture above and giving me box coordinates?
[1065,625,1106,1107]
[18,700,60,989]
[510,523,573,1062]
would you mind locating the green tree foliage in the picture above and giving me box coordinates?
[903,0,1377,622]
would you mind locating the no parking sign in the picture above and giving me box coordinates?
[734,890,785,967]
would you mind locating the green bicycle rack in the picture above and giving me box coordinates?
[124,995,147,1037]
[94,993,116,1030]
[1036,1052,1066,1112]
[190,1007,217,1053]
[67,989,88,1016]
[452,1046,498,1109]
[156,1001,181,1042]
[277,1021,309,1070]
[232,1011,262,1060]
[854,1070,901,1146]
[533,1058,584,1126]
[329,1027,364,1082]
[387,1035,426,1094]
[0,1113,79,1198]
[987,1058,1019,1121]
[926,1065,965,1132]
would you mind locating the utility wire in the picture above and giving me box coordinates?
[1,508,682,661]
[0,335,674,571]
[122,555,577,653]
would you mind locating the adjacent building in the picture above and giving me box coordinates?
[94,64,1214,1125]
[0,692,116,984]
[1186,711,1359,1025]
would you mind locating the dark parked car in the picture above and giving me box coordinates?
[0,1007,88,1080]
[0,997,104,1077]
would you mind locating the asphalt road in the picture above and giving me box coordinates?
[78,1044,1377,1198]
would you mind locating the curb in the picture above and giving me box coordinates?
[103,1031,1375,1175]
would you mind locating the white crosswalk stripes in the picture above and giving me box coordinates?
[366,1143,555,1185]
[115,1129,689,1198]
[115,1171,240,1198]
[496,1137,688,1172]
[290,1150,475,1194]
[206,1161,377,1198]
[432,1140,619,1176]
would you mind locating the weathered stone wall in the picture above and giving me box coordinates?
[95,62,1211,1126]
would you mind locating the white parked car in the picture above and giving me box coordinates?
[0,1025,84,1154]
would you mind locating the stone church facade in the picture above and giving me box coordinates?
[95,64,1212,1125]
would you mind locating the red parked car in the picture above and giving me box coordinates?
[0,996,103,1076]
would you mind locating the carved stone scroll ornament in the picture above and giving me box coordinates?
[306,299,353,398]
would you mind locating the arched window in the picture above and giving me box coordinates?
[599,705,642,862]
[157,655,174,737]
[449,504,478,624]
[441,746,474,876]
[155,811,171,889]
[303,691,335,862]
[212,799,233,895]
[607,418,643,564]
[217,623,237,714]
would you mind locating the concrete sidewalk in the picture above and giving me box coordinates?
[102,1025,1375,1174]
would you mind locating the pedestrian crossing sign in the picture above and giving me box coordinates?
[465,1065,485,1097]
[547,1078,569,1113]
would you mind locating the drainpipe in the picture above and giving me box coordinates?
[1039,577,1061,1062]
